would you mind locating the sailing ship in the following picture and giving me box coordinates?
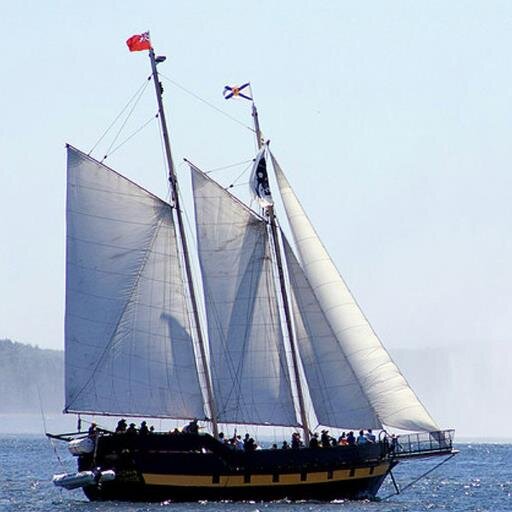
[49,38,456,502]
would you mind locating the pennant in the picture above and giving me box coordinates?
[250,146,273,207]
[223,82,252,101]
[126,32,151,52]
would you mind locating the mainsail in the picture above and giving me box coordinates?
[191,166,298,426]
[65,146,205,419]
[271,153,439,432]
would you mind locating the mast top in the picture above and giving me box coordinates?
[252,102,264,150]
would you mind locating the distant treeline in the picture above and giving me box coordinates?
[0,338,508,438]
[0,339,63,413]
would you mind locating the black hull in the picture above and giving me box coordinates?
[78,433,395,502]
[83,472,390,502]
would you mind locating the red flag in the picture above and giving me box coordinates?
[126,32,151,52]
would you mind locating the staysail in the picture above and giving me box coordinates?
[282,235,381,430]
[191,166,298,426]
[272,153,439,432]
[65,146,205,419]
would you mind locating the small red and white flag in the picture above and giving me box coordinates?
[126,32,151,52]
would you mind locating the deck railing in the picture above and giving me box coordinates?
[386,429,455,459]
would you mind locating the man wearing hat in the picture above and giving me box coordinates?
[115,419,127,433]
[321,429,331,448]
[126,422,138,436]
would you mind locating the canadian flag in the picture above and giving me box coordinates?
[126,32,151,52]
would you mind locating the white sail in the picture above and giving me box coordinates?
[272,153,439,432]
[283,236,381,430]
[191,166,298,426]
[65,146,205,419]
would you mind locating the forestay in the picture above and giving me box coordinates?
[272,153,439,432]
[191,166,298,426]
[282,235,381,430]
[65,146,205,419]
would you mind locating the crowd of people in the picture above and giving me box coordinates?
[87,419,395,452]
[282,429,378,449]
[211,428,383,451]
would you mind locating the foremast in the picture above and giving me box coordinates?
[148,47,219,438]
[251,102,311,444]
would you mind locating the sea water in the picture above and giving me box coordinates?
[0,436,510,512]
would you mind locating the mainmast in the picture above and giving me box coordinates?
[148,48,219,438]
[251,102,311,444]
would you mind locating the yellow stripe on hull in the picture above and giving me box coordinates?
[143,462,389,487]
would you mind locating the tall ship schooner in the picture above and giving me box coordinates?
[49,34,456,502]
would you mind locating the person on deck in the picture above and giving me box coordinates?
[281,440,290,449]
[390,434,401,454]
[365,429,376,443]
[126,423,138,436]
[356,429,368,445]
[115,419,127,433]
[244,437,256,451]
[291,432,302,449]
[338,432,348,446]
[183,419,199,434]
[139,421,149,436]
[309,433,319,448]
[88,423,97,438]
[346,431,356,445]
[321,430,331,448]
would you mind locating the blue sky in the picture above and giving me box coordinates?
[1,1,511,366]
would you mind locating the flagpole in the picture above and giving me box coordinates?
[251,100,311,445]
[148,46,219,439]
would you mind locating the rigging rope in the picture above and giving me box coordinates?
[226,162,253,189]
[381,452,458,501]
[88,77,151,156]
[100,78,151,162]
[158,73,254,133]
[206,159,253,174]
[102,113,158,160]
[39,387,67,469]
[48,437,66,469]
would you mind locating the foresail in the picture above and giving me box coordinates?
[283,236,381,430]
[191,166,298,426]
[272,153,439,432]
[65,146,205,419]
